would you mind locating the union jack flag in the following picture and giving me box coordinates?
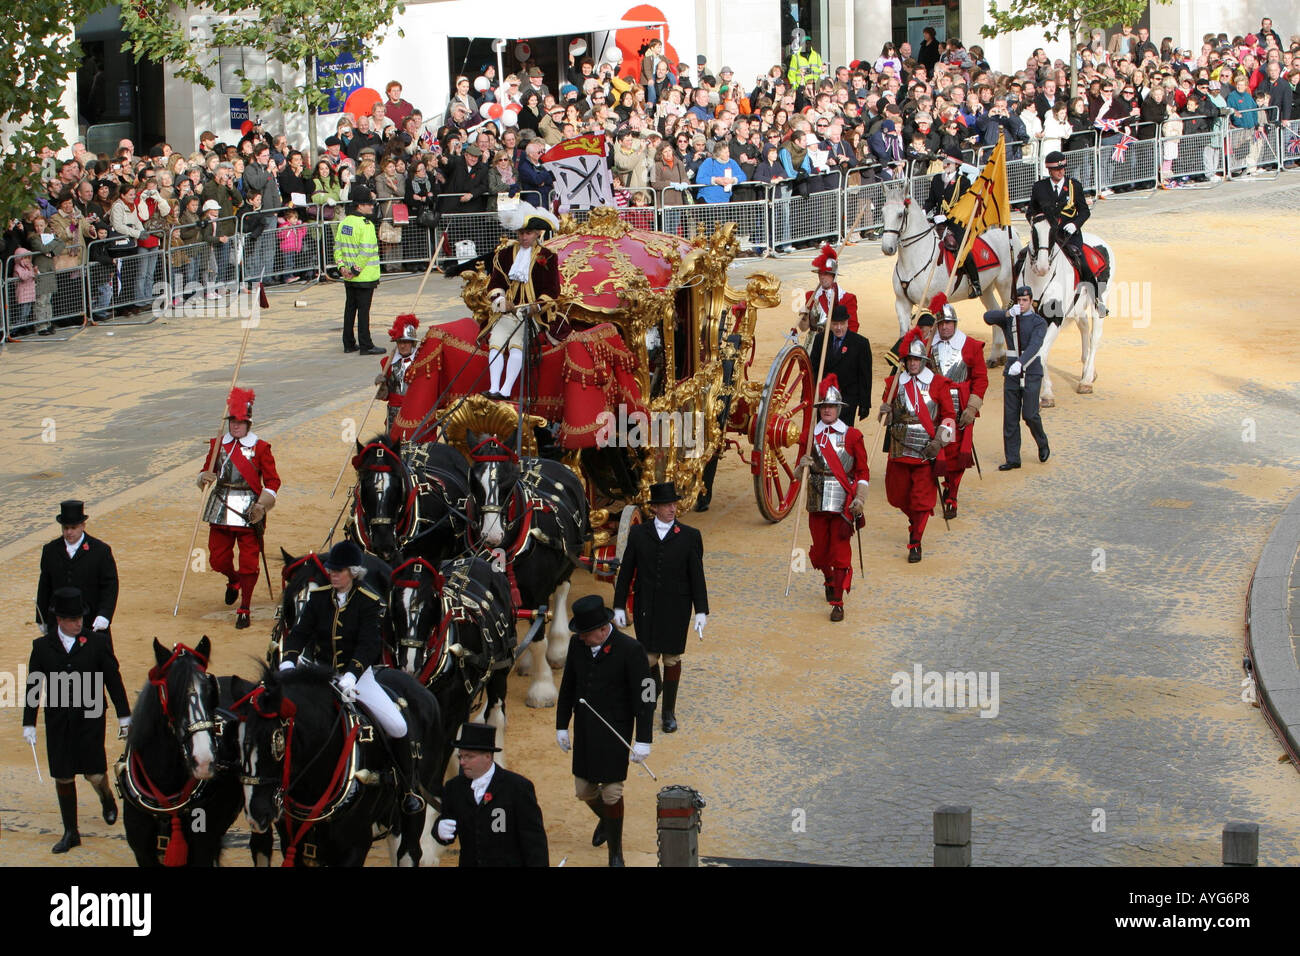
[1286,135,1300,156]
[1111,132,1136,163]
[1095,118,1123,133]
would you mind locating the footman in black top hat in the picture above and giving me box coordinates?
[36,499,120,653]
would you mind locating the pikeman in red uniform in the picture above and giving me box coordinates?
[797,243,860,335]
[196,388,281,628]
[879,339,956,563]
[799,375,869,622]
[375,314,420,433]
[929,298,988,519]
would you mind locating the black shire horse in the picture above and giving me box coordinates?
[388,553,516,786]
[269,547,392,667]
[118,638,246,866]
[349,433,469,566]
[466,432,591,708]
[231,663,442,867]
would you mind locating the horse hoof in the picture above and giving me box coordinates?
[1040,396,1056,408]
[526,685,558,709]
[1077,383,1093,394]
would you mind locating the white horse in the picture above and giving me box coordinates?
[880,188,1019,340]
[1018,215,1113,406]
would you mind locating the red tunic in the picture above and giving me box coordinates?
[934,334,988,474]
[807,422,869,596]
[203,435,281,496]
[803,285,859,334]
[881,370,955,518]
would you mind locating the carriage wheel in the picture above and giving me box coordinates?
[751,343,814,523]
[615,505,642,615]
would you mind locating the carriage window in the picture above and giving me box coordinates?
[674,288,694,382]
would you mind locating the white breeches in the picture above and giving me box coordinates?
[357,668,407,739]
[489,310,527,354]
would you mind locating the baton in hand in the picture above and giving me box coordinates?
[31,740,43,783]
[578,698,656,780]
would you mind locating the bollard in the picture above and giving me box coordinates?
[1222,822,1259,866]
[656,785,705,867]
[933,805,971,867]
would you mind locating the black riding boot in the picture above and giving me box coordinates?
[396,737,425,815]
[963,255,982,296]
[89,773,117,825]
[661,663,681,733]
[604,798,626,867]
[586,798,607,847]
[53,781,80,854]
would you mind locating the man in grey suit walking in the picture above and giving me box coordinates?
[983,287,1050,470]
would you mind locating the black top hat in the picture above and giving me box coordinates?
[648,482,682,504]
[50,586,87,620]
[453,722,502,752]
[569,594,615,633]
[322,540,364,571]
[56,499,88,525]
[831,304,851,323]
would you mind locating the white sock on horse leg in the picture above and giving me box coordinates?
[500,348,523,396]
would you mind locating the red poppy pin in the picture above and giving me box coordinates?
[483,792,493,803]
[603,645,611,654]
[673,526,680,534]
[82,543,89,551]
[840,346,848,354]
[78,636,86,645]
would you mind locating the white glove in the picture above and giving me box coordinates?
[23,726,36,746]
[489,289,507,314]
[694,613,707,635]
[934,214,946,223]
[613,608,627,628]
[278,659,295,671]
[335,672,358,702]
[436,818,457,841]
[556,729,570,752]
[36,622,47,636]
[1064,223,1077,234]
[1006,304,1021,317]
[1007,361,1023,376]
[630,742,651,763]
[92,615,110,631]
[118,716,131,737]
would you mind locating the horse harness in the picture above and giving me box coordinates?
[351,441,467,553]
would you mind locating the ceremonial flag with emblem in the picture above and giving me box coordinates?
[1094,118,1122,133]
[946,135,1011,262]
[542,134,615,212]
[1111,131,1136,162]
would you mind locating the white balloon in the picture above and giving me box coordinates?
[514,42,531,63]
[569,38,587,57]
[605,46,623,65]
[474,76,490,93]
[480,103,494,119]
[501,110,518,128]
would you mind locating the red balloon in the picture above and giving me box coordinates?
[343,87,381,118]
[507,103,523,113]
[488,103,504,120]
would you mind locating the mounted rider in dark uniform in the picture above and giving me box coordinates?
[1027,150,1106,316]
[925,149,981,295]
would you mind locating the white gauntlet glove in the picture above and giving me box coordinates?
[489,289,507,314]
[556,729,570,752]
[694,613,707,636]
[92,616,110,631]
[23,726,36,746]
[1007,360,1022,377]
[334,672,358,703]
[436,818,457,841]
[613,609,627,628]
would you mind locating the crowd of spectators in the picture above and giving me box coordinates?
[5,20,1300,330]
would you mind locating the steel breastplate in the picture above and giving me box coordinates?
[387,358,412,396]
[203,444,256,527]
[806,429,854,513]
[890,382,938,458]
[932,343,967,412]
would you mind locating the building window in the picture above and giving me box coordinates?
[782,0,828,68]
[218,46,268,95]
[892,1,960,53]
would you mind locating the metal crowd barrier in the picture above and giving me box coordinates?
[3,254,86,342]
[1097,121,1160,196]
[1164,129,1225,186]
[429,191,541,270]
[769,176,841,250]
[660,183,771,254]
[1281,120,1300,168]
[1226,107,1281,181]
[85,230,168,326]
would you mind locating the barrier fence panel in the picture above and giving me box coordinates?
[233,205,323,287]
[377,215,433,274]
[1161,129,1224,185]
[770,177,841,250]
[166,214,242,295]
[1098,123,1160,194]
[1226,107,1281,180]
[567,202,659,231]
[1005,156,1040,206]
[4,255,86,341]
[85,231,167,325]
[843,171,888,238]
[1063,139,1099,194]
[431,211,509,269]
[659,184,770,254]
[1281,120,1300,168]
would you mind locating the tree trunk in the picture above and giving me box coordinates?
[1069,19,1079,101]
[306,55,318,166]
